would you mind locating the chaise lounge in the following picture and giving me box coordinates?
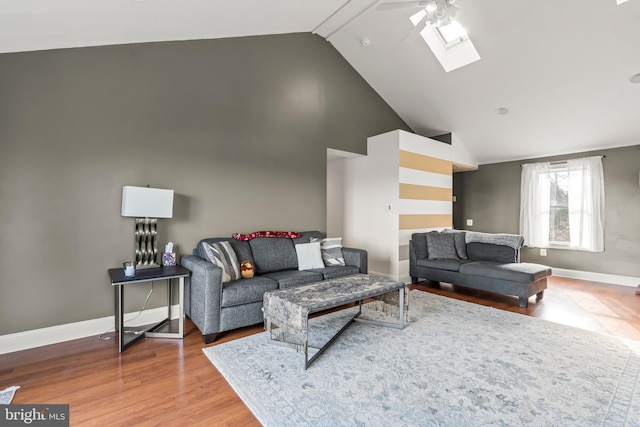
[410,230,552,308]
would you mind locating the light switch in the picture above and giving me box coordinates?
[466,219,473,226]
[540,248,547,256]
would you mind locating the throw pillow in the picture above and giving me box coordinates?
[426,233,459,260]
[295,242,325,270]
[442,229,468,259]
[321,237,345,266]
[203,241,241,284]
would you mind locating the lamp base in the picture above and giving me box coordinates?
[136,263,161,270]
[134,218,159,267]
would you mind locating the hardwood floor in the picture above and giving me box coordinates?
[1,276,639,426]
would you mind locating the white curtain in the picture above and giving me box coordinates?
[519,156,604,252]
[567,156,605,252]
[520,162,551,247]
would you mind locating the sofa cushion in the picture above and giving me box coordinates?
[466,242,517,263]
[416,258,469,272]
[459,261,552,283]
[295,242,325,270]
[249,237,298,274]
[310,265,360,280]
[261,270,324,290]
[195,238,254,265]
[221,276,279,308]
[228,239,254,265]
[202,241,241,283]
[442,229,468,259]
[426,233,459,260]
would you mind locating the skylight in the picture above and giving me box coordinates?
[436,21,467,45]
[410,9,480,72]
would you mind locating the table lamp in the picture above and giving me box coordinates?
[121,185,174,269]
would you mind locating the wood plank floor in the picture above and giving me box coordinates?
[1,276,639,426]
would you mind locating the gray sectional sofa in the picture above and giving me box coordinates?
[181,231,368,343]
[410,230,551,308]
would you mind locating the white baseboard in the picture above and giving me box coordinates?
[552,268,640,288]
[0,305,181,355]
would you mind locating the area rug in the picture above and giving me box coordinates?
[203,290,640,426]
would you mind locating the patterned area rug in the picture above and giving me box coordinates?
[203,290,640,426]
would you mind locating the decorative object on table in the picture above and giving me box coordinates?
[240,260,255,278]
[121,185,174,269]
[162,252,176,266]
[232,230,302,241]
[162,242,177,266]
[123,261,136,277]
[205,290,640,426]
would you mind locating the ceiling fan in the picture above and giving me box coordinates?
[377,0,460,42]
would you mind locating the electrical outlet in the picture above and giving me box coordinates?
[540,248,547,256]
[466,219,473,226]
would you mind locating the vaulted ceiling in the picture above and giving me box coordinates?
[2,0,639,164]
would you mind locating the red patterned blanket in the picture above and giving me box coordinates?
[232,231,302,241]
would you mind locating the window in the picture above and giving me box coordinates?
[548,163,569,244]
[520,156,604,252]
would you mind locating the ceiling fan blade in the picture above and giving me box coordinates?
[376,1,429,11]
[403,12,429,42]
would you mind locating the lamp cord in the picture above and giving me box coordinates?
[98,282,154,341]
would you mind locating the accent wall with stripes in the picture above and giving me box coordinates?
[334,129,477,282]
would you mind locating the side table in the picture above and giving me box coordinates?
[107,265,190,353]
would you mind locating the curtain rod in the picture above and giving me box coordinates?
[521,155,605,167]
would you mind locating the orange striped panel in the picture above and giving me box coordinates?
[399,183,452,201]
[399,214,452,230]
[399,150,452,175]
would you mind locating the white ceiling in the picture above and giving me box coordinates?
[2,0,639,165]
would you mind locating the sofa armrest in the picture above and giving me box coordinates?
[180,255,223,336]
[343,247,368,274]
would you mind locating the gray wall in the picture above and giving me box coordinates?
[0,33,410,335]
[453,145,640,277]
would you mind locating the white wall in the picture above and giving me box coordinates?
[342,131,399,277]
[330,129,478,281]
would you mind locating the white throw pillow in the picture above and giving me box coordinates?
[295,242,325,270]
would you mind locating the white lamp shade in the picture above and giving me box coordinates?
[121,186,174,218]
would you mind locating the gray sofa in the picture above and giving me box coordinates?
[410,230,551,308]
[181,231,368,343]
